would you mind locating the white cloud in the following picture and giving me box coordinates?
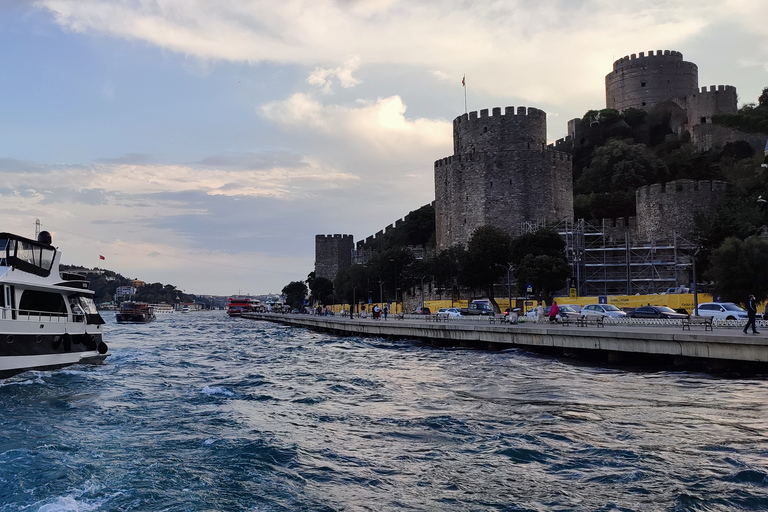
[307,56,362,93]
[260,93,450,158]
[38,0,768,105]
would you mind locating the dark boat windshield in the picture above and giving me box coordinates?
[0,233,56,278]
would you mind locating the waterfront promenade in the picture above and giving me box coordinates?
[243,312,768,371]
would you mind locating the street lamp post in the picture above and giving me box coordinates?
[352,286,357,318]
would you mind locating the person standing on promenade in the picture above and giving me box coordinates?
[536,302,544,324]
[549,301,560,323]
[383,305,389,320]
[744,295,760,334]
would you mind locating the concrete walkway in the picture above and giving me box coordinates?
[242,313,768,370]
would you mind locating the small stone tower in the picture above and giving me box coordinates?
[314,234,354,280]
[434,106,573,250]
[636,180,727,241]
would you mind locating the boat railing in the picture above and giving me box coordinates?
[13,308,76,323]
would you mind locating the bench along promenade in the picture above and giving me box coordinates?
[241,312,768,371]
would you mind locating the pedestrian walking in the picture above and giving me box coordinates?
[549,301,560,323]
[744,294,760,334]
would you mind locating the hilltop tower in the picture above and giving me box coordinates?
[314,234,354,281]
[605,50,698,111]
[434,106,573,250]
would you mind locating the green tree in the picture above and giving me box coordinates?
[308,276,334,305]
[709,236,768,305]
[460,226,513,312]
[510,229,570,303]
[282,281,308,310]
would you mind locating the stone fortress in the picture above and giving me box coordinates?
[316,49,767,295]
[434,107,573,249]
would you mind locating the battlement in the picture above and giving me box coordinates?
[698,85,737,94]
[315,234,353,240]
[611,50,684,70]
[454,106,546,126]
[638,179,728,197]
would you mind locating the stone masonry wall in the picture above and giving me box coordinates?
[636,180,727,241]
[686,85,738,127]
[314,234,354,280]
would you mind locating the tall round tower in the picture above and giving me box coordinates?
[434,107,573,250]
[605,50,698,111]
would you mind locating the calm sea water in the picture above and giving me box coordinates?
[1,311,768,512]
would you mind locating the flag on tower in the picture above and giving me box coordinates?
[462,75,465,87]
[99,255,105,260]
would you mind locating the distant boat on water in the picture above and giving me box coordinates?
[116,302,156,324]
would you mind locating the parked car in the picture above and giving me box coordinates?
[461,301,494,316]
[627,306,688,319]
[524,305,578,320]
[696,302,749,321]
[437,307,461,318]
[414,307,431,315]
[558,304,582,313]
[581,304,627,319]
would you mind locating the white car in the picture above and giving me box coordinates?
[437,307,461,319]
[581,304,627,319]
[696,302,749,321]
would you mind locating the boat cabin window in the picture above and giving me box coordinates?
[19,290,67,315]
[0,235,56,277]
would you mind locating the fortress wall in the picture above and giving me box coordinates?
[691,123,768,154]
[453,106,547,155]
[636,180,727,241]
[436,149,573,249]
[314,234,354,280]
[599,217,638,243]
[605,50,698,111]
[686,85,738,127]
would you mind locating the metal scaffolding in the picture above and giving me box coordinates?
[542,219,697,297]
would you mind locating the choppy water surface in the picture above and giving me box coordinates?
[1,312,768,511]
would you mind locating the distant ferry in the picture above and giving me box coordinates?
[227,295,259,316]
[151,303,174,314]
[116,301,156,324]
[0,230,108,377]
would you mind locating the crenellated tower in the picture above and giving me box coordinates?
[605,50,698,111]
[314,234,354,281]
[435,107,573,250]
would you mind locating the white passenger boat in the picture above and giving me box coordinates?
[0,231,108,378]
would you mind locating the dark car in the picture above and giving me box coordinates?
[627,306,688,319]
[415,307,431,315]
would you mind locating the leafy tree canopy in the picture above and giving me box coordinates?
[709,236,768,305]
[459,226,513,311]
[282,281,308,309]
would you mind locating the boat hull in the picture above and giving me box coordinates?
[116,313,155,323]
[0,330,108,378]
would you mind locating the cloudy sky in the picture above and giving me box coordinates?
[1,1,766,296]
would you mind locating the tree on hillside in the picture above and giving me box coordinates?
[510,229,570,303]
[282,281,308,310]
[709,236,768,305]
[460,226,513,312]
